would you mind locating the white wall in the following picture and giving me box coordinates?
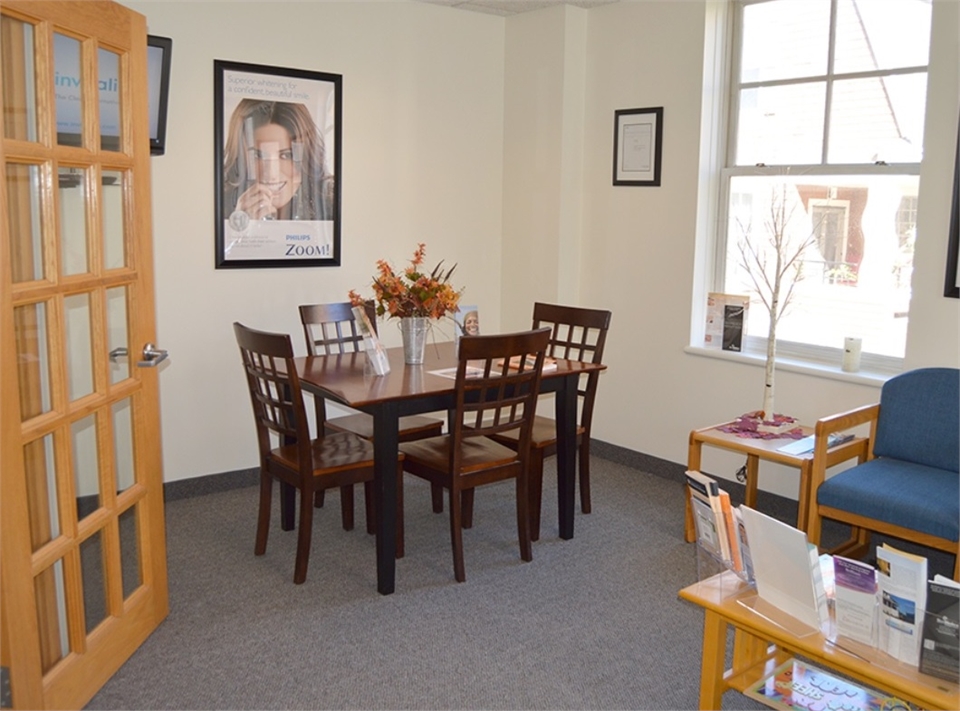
[125,1,506,481]
[127,0,959,495]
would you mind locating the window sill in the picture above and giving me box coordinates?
[683,345,889,388]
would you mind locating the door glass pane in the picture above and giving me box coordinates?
[102,171,126,268]
[736,83,826,165]
[106,286,130,384]
[119,505,141,599]
[24,435,60,552]
[53,33,82,147]
[112,397,135,492]
[6,162,44,283]
[740,0,829,82]
[59,166,89,275]
[64,292,94,400]
[834,0,931,74]
[98,48,121,152]
[14,301,52,420]
[80,529,108,633]
[71,413,101,518]
[35,559,68,674]
[1,15,37,141]
[0,15,37,141]
[827,74,927,164]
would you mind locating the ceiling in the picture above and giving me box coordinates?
[417,0,619,17]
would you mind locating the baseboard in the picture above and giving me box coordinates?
[163,467,259,502]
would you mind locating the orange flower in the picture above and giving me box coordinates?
[351,244,463,320]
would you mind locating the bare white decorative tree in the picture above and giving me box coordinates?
[735,183,818,418]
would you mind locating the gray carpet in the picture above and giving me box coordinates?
[84,456,953,710]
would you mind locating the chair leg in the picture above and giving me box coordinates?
[396,466,405,559]
[364,480,375,536]
[448,486,466,583]
[516,473,532,563]
[431,484,444,513]
[340,484,355,531]
[529,451,545,542]
[578,437,591,514]
[461,490,474,529]
[314,489,325,508]
[255,469,272,556]
[294,487,314,584]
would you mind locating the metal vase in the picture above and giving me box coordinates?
[400,317,429,365]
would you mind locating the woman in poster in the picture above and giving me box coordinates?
[222,99,335,223]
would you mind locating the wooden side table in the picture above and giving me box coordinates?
[679,571,960,710]
[683,421,868,543]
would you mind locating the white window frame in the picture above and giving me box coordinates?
[709,0,929,376]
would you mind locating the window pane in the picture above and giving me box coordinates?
[828,74,927,164]
[24,434,60,552]
[54,33,82,147]
[59,166,89,276]
[64,292,94,400]
[98,48,121,152]
[6,162,44,283]
[102,171,126,269]
[736,83,826,165]
[14,301,52,420]
[725,174,915,359]
[740,0,829,82]
[72,412,101,519]
[1,15,38,142]
[834,0,931,74]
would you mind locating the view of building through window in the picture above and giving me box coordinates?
[718,0,931,365]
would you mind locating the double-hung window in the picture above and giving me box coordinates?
[715,0,932,371]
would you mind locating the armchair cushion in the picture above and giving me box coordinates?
[817,457,959,543]
[873,367,959,472]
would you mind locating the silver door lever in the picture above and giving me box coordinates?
[137,343,168,367]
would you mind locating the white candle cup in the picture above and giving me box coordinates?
[842,337,862,373]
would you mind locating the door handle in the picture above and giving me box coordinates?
[137,343,168,368]
[108,347,128,363]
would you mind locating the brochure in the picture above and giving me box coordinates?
[833,555,879,647]
[745,657,918,711]
[352,306,390,376]
[876,544,928,666]
[919,574,960,683]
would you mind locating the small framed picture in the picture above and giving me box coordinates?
[613,107,663,187]
[454,305,480,343]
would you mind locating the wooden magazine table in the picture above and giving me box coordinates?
[683,421,868,543]
[679,571,960,710]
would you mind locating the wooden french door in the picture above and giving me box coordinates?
[0,2,169,708]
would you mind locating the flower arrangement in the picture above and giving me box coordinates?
[350,243,463,320]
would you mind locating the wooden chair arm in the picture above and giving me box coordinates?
[809,402,879,489]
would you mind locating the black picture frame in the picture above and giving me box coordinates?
[214,60,342,269]
[613,107,663,187]
[944,118,959,298]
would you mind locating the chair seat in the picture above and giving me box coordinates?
[817,457,959,542]
[399,435,519,472]
[326,413,443,442]
[490,415,585,449]
[274,431,376,474]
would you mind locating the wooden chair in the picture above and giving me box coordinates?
[234,321,381,584]
[299,302,444,522]
[474,302,611,541]
[807,367,959,580]
[397,328,551,582]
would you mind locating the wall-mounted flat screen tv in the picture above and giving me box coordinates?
[54,34,172,155]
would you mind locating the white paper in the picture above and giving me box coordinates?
[833,555,878,647]
[740,506,827,631]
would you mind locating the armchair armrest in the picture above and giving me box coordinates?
[810,402,879,487]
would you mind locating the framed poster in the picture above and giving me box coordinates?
[214,60,342,268]
[613,106,663,186]
[944,117,959,298]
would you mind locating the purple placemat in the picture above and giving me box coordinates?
[717,411,805,440]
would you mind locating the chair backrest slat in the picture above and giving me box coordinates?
[451,328,551,472]
[234,322,311,465]
[299,301,378,356]
[531,302,612,432]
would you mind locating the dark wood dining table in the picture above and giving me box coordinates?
[291,340,606,594]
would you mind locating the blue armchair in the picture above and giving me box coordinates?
[806,367,959,580]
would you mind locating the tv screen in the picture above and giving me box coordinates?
[54,34,172,155]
